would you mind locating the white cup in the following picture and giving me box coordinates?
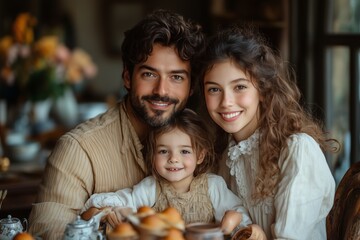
[0,100,6,125]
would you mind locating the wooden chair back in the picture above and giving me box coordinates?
[327,161,360,240]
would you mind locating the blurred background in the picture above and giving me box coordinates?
[0,0,359,219]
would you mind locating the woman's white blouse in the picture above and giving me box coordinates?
[225,131,335,240]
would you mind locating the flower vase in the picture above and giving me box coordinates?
[30,98,55,134]
[52,87,79,128]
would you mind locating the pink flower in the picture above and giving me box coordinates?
[65,48,97,83]
[55,44,71,64]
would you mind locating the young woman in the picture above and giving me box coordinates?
[200,26,339,239]
[81,109,266,238]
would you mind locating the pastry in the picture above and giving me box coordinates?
[109,222,138,237]
[159,207,185,230]
[140,214,168,231]
[136,205,156,218]
[12,232,35,240]
[163,228,185,240]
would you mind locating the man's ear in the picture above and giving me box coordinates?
[123,69,131,89]
[197,150,206,164]
[190,88,194,96]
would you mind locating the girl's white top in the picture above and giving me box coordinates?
[219,130,335,240]
[81,173,252,227]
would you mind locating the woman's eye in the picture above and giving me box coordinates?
[235,85,246,91]
[207,87,220,93]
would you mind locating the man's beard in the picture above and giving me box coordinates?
[130,93,185,127]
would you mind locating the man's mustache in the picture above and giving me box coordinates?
[142,95,179,104]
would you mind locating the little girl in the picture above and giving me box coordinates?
[81,109,265,237]
[200,26,339,239]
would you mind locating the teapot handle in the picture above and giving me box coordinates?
[95,231,104,240]
[22,218,28,232]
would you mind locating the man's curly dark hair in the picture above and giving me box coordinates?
[121,9,205,90]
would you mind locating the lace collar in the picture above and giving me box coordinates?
[228,129,260,161]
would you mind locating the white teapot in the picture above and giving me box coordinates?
[63,209,110,240]
[0,215,28,240]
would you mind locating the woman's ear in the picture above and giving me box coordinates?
[259,93,264,102]
[197,150,207,164]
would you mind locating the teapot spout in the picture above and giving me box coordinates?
[91,207,112,230]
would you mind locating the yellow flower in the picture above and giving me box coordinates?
[1,12,98,103]
[33,36,59,60]
[0,65,15,84]
[0,36,13,63]
[12,13,37,44]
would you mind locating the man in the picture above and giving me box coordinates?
[28,9,204,239]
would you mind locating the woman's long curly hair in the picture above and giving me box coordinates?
[199,26,339,199]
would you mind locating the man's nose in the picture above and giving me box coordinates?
[153,78,168,96]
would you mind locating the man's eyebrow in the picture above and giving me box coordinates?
[171,69,190,77]
[139,64,190,77]
[138,64,157,72]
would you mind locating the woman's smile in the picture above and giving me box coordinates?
[220,111,242,121]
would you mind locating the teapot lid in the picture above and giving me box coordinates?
[0,215,20,224]
[67,216,93,229]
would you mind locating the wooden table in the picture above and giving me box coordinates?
[0,126,64,221]
[0,159,45,221]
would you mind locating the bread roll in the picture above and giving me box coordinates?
[109,222,138,237]
[159,207,185,230]
[163,228,185,240]
[140,214,168,231]
[136,206,156,218]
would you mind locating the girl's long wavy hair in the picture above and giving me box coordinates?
[199,26,339,199]
[144,109,215,181]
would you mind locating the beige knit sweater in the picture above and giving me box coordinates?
[153,174,215,224]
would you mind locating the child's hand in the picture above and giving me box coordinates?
[220,210,242,235]
[105,207,133,229]
[81,207,103,221]
[248,224,267,240]
[81,207,134,230]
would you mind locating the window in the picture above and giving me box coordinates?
[313,0,360,183]
[325,47,351,183]
[328,0,360,33]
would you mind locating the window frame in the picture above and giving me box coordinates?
[313,0,360,166]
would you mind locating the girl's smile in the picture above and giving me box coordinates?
[154,128,203,193]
